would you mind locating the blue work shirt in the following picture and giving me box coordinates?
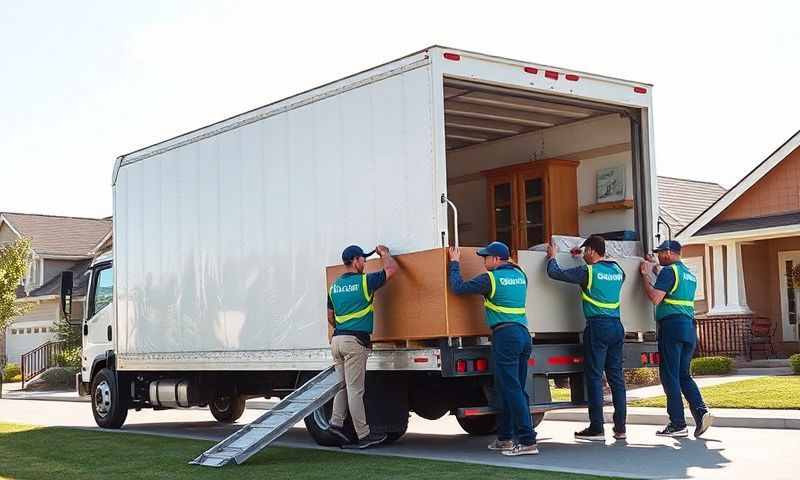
[546,258,621,320]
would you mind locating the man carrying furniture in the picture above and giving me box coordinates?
[640,240,712,438]
[545,235,627,441]
[448,241,538,456]
[327,244,398,449]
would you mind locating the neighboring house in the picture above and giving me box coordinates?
[678,130,800,356]
[0,212,112,364]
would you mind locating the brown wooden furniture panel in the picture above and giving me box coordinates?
[326,247,490,342]
[483,159,579,253]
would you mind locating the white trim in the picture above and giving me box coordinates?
[0,215,23,239]
[679,130,800,240]
[778,250,800,342]
[37,254,94,260]
[684,224,800,244]
[90,230,112,254]
[15,295,59,303]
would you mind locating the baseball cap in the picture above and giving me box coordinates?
[342,245,376,264]
[476,241,510,260]
[653,240,682,254]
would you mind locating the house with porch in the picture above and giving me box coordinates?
[677,130,800,357]
[0,212,112,364]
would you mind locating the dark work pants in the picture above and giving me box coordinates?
[584,317,627,432]
[493,323,536,445]
[658,315,707,428]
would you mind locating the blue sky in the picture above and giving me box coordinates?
[1,1,798,218]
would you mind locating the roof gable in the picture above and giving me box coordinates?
[678,129,800,240]
[0,212,111,257]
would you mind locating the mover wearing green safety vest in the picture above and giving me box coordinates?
[581,261,625,319]
[329,273,374,333]
[655,261,697,321]
[484,266,529,328]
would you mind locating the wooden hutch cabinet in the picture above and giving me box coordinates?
[483,159,579,253]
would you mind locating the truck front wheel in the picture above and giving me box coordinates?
[91,368,128,429]
[210,395,246,423]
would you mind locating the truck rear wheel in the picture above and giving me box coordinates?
[304,402,357,447]
[91,368,128,429]
[210,395,246,423]
[457,415,497,436]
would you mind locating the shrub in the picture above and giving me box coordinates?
[9,374,22,383]
[3,363,21,381]
[55,347,82,368]
[790,354,800,375]
[26,367,78,391]
[624,367,659,386]
[691,356,735,376]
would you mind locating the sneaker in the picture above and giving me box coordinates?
[327,425,351,444]
[341,432,387,449]
[613,429,627,440]
[574,427,605,441]
[694,410,713,438]
[501,443,539,456]
[656,424,688,437]
[487,439,515,451]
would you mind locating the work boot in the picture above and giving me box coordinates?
[574,427,605,441]
[341,432,387,449]
[487,439,515,451]
[656,424,688,437]
[693,409,713,438]
[501,443,539,456]
[327,425,351,444]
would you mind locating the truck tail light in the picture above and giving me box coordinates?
[443,53,461,61]
[524,66,539,74]
[545,70,559,80]
[565,74,579,81]
[528,358,536,366]
[641,353,649,366]
[475,358,488,372]
[456,359,467,373]
[634,86,647,94]
[652,352,661,365]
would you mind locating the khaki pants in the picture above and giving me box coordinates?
[330,335,370,439]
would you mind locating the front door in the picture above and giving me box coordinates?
[778,251,800,342]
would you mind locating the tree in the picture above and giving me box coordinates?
[0,238,32,390]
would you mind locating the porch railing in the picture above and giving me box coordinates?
[695,316,752,358]
[20,341,66,389]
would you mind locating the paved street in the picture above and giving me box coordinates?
[1,398,797,479]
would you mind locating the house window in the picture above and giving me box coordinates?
[33,327,39,334]
[10,329,17,335]
[26,328,32,334]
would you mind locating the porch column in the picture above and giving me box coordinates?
[709,244,727,313]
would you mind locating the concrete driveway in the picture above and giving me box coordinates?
[1,398,797,479]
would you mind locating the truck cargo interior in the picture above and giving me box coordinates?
[443,78,645,252]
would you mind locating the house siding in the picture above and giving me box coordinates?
[716,147,800,222]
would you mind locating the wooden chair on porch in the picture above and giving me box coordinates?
[748,317,775,359]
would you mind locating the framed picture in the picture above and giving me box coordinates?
[596,166,625,203]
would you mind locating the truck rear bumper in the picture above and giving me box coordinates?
[455,401,588,418]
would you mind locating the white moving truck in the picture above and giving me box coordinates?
[72,46,661,445]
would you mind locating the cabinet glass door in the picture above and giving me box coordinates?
[489,178,515,248]
[519,175,545,249]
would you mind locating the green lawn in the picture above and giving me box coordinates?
[0,423,625,480]
[629,376,800,409]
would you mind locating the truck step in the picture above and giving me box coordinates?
[190,366,342,468]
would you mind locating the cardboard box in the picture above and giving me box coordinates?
[326,247,489,342]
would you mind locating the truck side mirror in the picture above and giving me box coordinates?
[60,271,73,323]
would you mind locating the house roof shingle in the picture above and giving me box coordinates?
[695,211,800,236]
[658,176,727,232]
[0,212,111,257]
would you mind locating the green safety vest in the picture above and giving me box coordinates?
[329,273,374,333]
[581,261,624,319]
[656,262,696,321]
[484,266,528,328]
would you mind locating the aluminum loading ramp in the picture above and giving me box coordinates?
[191,366,342,467]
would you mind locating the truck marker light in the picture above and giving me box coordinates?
[634,86,647,94]
[545,70,559,80]
[641,353,649,366]
[413,357,429,363]
[565,74,579,81]
[456,359,467,373]
[524,67,539,74]
[475,358,489,372]
[443,53,461,61]
[463,408,481,416]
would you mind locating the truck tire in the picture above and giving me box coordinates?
[210,395,246,423]
[91,368,128,429]
[457,415,497,436]
[304,402,357,447]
